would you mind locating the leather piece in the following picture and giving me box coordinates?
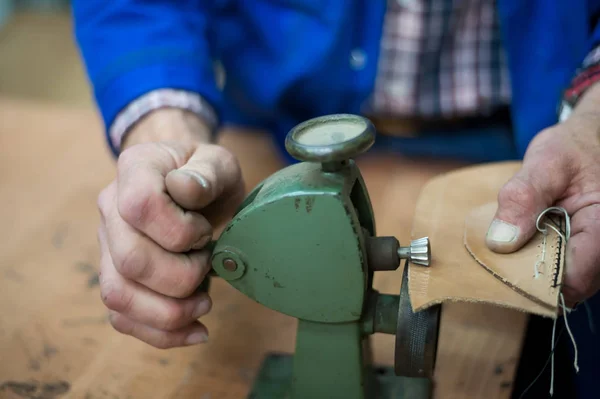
[409,162,557,318]
[464,202,565,310]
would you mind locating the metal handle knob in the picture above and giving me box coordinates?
[285,114,376,170]
[398,237,431,266]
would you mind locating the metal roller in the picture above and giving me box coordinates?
[395,262,441,378]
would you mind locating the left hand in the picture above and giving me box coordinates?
[486,90,600,306]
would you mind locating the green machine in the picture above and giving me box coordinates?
[207,114,441,399]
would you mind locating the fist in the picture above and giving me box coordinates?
[97,137,244,348]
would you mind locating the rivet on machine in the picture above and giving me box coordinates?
[203,114,440,399]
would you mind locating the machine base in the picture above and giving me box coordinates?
[247,353,432,399]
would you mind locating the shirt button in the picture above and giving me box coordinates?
[350,49,367,70]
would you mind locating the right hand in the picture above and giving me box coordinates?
[96,109,245,349]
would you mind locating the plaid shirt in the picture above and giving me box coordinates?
[368,0,511,118]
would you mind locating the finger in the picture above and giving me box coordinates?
[109,311,208,349]
[198,184,247,228]
[561,204,600,304]
[116,143,213,252]
[165,144,242,211]
[98,228,213,331]
[486,141,573,253]
[100,182,211,298]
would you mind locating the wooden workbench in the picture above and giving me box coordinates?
[0,97,527,399]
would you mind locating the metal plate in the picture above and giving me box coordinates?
[285,114,375,163]
[395,262,441,378]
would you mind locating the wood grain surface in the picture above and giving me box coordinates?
[0,97,527,399]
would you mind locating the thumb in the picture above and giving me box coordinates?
[486,161,569,254]
[165,144,242,211]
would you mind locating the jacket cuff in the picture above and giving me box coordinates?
[109,89,218,154]
[559,44,600,121]
[94,61,221,156]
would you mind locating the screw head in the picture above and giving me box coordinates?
[223,258,238,272]
[211,250,246,281]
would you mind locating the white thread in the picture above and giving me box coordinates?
[535,206,571,241]
[535,206,578,396]
[533,207,569,279]
[546,223,567,243]
[560,293,579,373]
[534,233,547,279]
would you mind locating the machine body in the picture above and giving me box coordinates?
[208,114,440,399]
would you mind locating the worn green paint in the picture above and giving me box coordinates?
[212,160,374,323]
[362,292,400,336]
[208,120,432,398]
[291,320,366,398]
[249,352,431,399]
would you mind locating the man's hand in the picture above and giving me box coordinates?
[96,109,244,348]
[486,84,600,306]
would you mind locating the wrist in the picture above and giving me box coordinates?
[570,81,600,119]
[559,45,600,122]
[122,108,213,150]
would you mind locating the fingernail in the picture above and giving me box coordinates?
[179,170,210,189]
[193,297,212,318]
[191,234,212,250]
[486,219,518,243]
[185,331,208,345]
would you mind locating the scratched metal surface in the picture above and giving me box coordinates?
[0,97,527,399]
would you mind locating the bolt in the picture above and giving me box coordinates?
[223,258,238,272]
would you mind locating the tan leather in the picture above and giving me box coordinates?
[409,161,559,318]
[464,202,565,310]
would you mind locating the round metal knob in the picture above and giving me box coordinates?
[285,114,376,166]
[398,237,431,266]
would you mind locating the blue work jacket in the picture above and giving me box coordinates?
[72,1,600,162]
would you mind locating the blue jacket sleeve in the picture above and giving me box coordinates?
[72,0,221,151]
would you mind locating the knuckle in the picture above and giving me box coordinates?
[159,264,202,299]
[219,148,242,180]
[151,336,177,350]
[118,185,156,227]
[114,245,152,282]
[169,276,199,300]
[109,312,133,335]
[530,127,558,150]
[100,280,133,313]
[158,302,187,331]
[97,188,111,218]
[117,145,143,170]
[168,254,209,298]
[537,127,556,140]
[160,223,197,253]
[498,178,538,214]
[175,281,200,299]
